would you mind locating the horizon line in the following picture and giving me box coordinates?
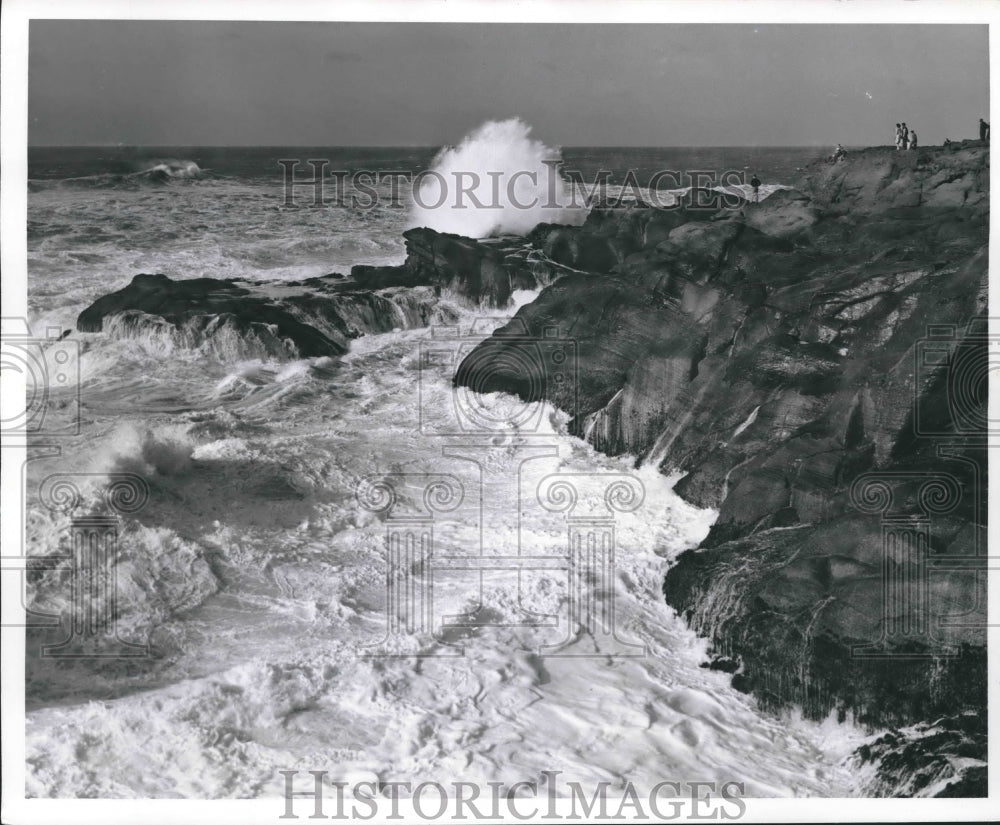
[27,142,843,150]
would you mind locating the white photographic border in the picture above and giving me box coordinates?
[2,1,996,822]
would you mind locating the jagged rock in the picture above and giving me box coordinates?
[799,144,989,216]
[852,713,987,797]
[77,273,347,356]
[454,145,989,760]
[76,228,544,359]
[72,144,990,793]
[399,227,526,306]
[743,188,820,238]
[350,227,542,307]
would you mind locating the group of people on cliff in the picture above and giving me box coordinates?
[895,123,918,150]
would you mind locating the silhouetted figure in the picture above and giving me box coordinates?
[831,144,847,163]
[900,123,909,149]
[980,118,990,142]
[908,130,918,150]
[749,174,761,203]
[895,123,904,150]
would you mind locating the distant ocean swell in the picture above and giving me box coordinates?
[28,158,216,191]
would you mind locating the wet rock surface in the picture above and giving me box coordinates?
[851,712,987,797]
[75,142,990,795]
[76,228,544,358]
[454,144,989,795]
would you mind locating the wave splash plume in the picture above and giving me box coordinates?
[409,118,587,238]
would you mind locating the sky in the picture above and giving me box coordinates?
[28,21,989,147]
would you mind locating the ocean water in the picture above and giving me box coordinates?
[21,132,864,799]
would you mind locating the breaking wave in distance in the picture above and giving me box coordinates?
[28,158,213,191]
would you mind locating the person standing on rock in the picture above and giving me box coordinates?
[895,123,904,150]
[749,174,761,203]
[908,129,918,150]
[980,118,990,142]
[900,123,909,149]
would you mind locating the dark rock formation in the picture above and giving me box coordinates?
[851,712,987,797]
[76,228,547,359]
[527,201,714,274]
[349,226,555,305]
[73,144,988,794]
[392,227,536,305]
[78,273,360,358]
[454,145,989,795]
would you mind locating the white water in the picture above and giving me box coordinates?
[23,301,865,798]
[22,131,864,800]
[409,118,588,237]
[406,118,790,240]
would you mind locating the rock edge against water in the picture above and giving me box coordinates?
[75,227,559,358]
[452,142,989,797]
[74,141,990,796]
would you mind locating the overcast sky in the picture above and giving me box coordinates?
[28,21,989,147]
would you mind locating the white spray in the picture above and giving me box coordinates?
[408,118,587,238]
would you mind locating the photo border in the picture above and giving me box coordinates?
[2,1,996,822]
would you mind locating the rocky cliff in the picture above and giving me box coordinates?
[453,142,989,795]
[74,142,989,795]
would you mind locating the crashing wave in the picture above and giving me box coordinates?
[101,310,306,361]
[408,118,588,238]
